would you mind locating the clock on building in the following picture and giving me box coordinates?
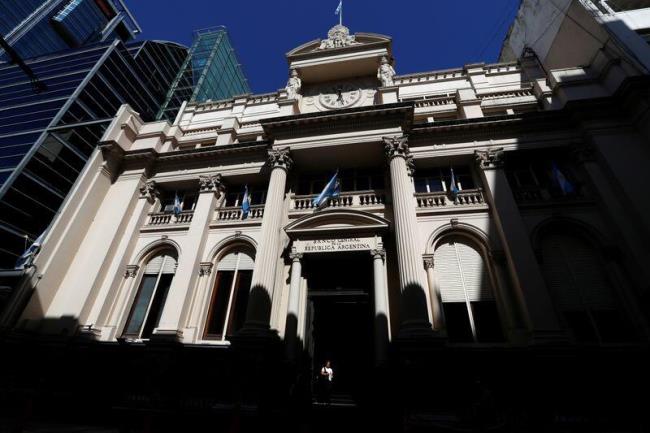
[318,83,362,109]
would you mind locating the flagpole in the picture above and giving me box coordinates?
[340,1,343,26]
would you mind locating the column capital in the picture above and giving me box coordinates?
[383,136,415,175]
[383,135,410,160]
[199,173,225,195]
[199,262,213,277]
[570,141,597,164]
[289,251,303,262]
[423,255,434,270]
[268,148,293,171]
[139,180,159,203]
[124,264,139,278]
[371,248,386,260]
[474,147,505,170]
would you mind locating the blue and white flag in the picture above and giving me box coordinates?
[551,162,575,195]
[449,167,460,198]
[312,171,341,209]
[15,231,46,270]
[241,185,251,219]
[173,192,182,215]
[335,1,342,16]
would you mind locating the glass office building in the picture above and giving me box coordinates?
[0,40,188,268]
[0,0,141,61]
[156,27,250,122]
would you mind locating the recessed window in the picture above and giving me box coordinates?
[159,191,197,213]
[123,250,177,339]
[414,166,475,194]
[540,231,635,343]
[434,236,504,343]
[204,248,255,340]
[225,186,266,207]
[296,169,384,195]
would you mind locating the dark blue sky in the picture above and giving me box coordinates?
[125,0,520,94]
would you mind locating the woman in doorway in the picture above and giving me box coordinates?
[319,360,334,404]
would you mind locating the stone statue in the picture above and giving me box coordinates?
[317,24,358,50]
[285,68,301,99]
[377,56,396,87]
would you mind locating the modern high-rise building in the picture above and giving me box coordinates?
[0,39,188,270]
[2,21,648,432]
[0,0,141,61]
[156,27,250,122]
[500,0,650,72]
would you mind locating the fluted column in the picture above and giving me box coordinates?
[384,136,433,337]
[372,248,389,366]
[423,256,444,331]
[243,148,293,334]
[285,251,303,361]
[475,148,563,342]
[155,174,224,338]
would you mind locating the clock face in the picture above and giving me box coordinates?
[318,83,362,109]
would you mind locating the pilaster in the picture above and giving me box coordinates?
[384,136,433,338]
[242,148,293,336]
[474,148,564,344]
[154,174,224,340]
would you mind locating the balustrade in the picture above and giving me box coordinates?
[215,204,264,221]
[291,190,386,211]
[147,210,194,226]
[415,189,485,209]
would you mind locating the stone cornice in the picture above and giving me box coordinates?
[101,141,269,176]
[261,102,414,140]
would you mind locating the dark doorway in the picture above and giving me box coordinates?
[304,252,374,405]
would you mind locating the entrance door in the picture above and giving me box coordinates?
[305,252,374,404]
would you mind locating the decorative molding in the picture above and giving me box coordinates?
[199,173,225,194]
[199,262,213,277]
[316,25,359,50]
[124,265,139,278]
[371,248,386,260]
[383,135,415,176]
[139,180,158,202]
[268,148,293,171]
[289,251,303,262]
[474,147,505,170]
[570,141,597,164]
[423,255,434,270]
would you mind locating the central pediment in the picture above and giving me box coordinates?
[284,209,390,238]
[286,25,393,83]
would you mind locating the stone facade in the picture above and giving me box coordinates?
[1,24,650,433]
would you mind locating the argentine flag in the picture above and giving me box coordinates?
[449,167,460,198]
[173,192,182,215]
[312,171,341,209]
[551,162,575,195]
[241,185,251,219]
[15,231,46,270]
[335,1,342,16]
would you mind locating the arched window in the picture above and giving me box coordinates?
[123,249,177,339]
[540,231,633,343]
[434,235,504,343]
[204,247,255,340]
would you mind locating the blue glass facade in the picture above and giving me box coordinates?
[0,40,187,267]
[0,0,141,61]
[156,27,250,122]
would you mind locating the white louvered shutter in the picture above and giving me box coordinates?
[541,234,615,311]
[217,250,254,271]
[435,241,465,302]
[161,255,177,274]
[217,252,239,271]
[435,238,492,303]
[144,253,177,275]
[144,255,164,274]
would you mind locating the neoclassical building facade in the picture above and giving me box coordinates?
[2,25,650,432]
